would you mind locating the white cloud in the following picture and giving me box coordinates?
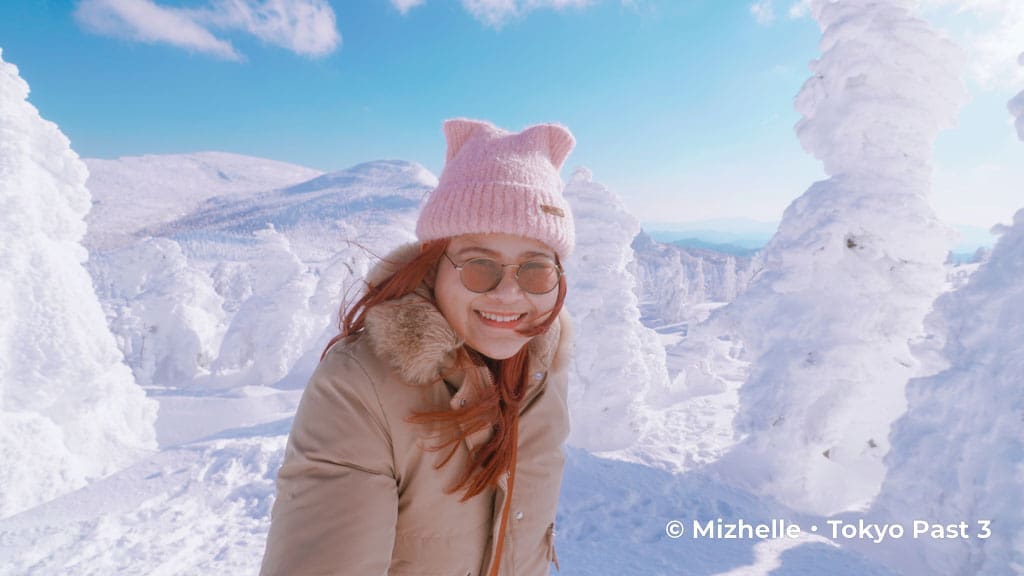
[74,0,340,60]
[391,0,427,15]
[951,2,1024,89]
[75,0,241,60]
[461,0,593,28]
[750,0,775,26]
[390,0,605,28]
[787,0,811,19]
[917,0,1024,90]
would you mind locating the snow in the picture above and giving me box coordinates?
[0,48,157,519]
[851,51,1024,576]
[2,11,1024,575]
[562,167,670,452]
[631,230,757,328]
[864,206,1024,575]
[675,0,970,517]
[83,151,322,251]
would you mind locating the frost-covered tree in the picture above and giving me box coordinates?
[211,225,322,388]
[89,238,225,388]
[631,231,757,326]
[700,0,968,515]
[0,49,157,518]
[868,212,1024,575]
[563,168,669,452]
[862,50,1024,576]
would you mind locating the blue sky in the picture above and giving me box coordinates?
[1,0,1021,237]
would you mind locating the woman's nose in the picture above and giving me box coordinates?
[489,267,523,298]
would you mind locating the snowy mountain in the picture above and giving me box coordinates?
[87,158,431,404]
[642,218,777,255]
[83,151,322,251]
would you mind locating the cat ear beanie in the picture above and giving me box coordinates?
[415,118,577,258]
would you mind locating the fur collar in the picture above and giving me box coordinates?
[362,242,571,392]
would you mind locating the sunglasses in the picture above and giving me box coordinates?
[443,252,562,295]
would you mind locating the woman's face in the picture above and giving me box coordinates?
[434,233,560,360]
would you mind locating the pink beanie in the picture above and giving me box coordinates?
[416,118,576,257]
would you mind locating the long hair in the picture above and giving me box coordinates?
[321,238,567,501]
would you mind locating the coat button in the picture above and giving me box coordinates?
[514,511,524,521]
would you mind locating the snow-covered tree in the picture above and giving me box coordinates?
[691,0,968,515]
[0,49,157,518]
[211,225,322,388]
[861,49,1024,576]
[563,168,669,452]
[88,237,225,388]
[630,231,757,326]
[867,209,1024,575]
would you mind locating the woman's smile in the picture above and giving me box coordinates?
[475,310,527,328]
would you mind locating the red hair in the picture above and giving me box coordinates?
[321,239,567,501]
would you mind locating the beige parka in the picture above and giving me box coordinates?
[260,242,572,576]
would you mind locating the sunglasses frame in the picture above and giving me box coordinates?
[443,252,563,295]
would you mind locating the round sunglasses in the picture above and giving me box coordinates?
[443,252,562,294]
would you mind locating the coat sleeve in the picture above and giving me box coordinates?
[260,347,397,576]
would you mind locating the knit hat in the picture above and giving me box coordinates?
[416,118,576,257]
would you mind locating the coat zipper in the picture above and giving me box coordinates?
[546,522,560,571]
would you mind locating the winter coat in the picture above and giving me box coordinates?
[260,242,572,576]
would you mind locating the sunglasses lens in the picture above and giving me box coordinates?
[456,258,560,294]
[518,261,560,294]
[461,259,503,292]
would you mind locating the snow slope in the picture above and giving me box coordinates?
[0,440,905,576]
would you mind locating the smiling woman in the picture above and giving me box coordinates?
[260,118,576,576]
[436,234,563,360]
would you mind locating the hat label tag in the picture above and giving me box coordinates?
[540,205,565,218]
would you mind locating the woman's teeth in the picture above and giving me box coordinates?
[478,311,523,323]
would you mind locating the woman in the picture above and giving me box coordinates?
[260,118,576,576]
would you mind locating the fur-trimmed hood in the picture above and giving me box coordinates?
[361,242,571,400]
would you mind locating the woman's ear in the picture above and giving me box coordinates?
[424,261,438,289]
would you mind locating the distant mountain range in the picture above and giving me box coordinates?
[642,217,998,259]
